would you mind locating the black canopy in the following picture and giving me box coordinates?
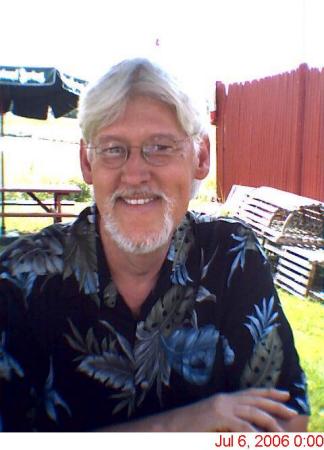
[0,66,87,119]
[0,66,87,235]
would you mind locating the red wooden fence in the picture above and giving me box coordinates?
[215,64,324,202]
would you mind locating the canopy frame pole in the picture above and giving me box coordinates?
[0,112,5,236]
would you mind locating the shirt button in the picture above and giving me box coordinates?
[103,282,117,308]
[105,297,116,308]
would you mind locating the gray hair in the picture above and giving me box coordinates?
[78,58,208,151]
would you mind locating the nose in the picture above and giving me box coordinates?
[120,148,151,186]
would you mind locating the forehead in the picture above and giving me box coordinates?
[96,95,185,141]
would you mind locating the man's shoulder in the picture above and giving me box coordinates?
[0,205,94,267]
[0,224,70,296]
[0,223,68,263]
[187,210,258,255]
[188,210,252,233]
[0,205,97,301]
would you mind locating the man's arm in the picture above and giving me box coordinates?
[99,388,307,432]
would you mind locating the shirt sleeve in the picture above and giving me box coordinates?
[219,221,310,416]
[0,276,34,430]
[0,242,50,431]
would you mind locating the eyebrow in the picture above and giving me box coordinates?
[96,133,181,145]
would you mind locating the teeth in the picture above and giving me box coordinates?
[124,198,154,205]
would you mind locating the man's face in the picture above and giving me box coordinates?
[80,95,209,254]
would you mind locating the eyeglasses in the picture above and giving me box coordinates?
[88,135,193,168]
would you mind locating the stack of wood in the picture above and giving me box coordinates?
[270,204,323,248]
[232,186,324,301]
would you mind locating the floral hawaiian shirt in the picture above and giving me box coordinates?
[0,206,310,431]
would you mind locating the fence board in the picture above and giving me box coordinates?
[216,64,324,202]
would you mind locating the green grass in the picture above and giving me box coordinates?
[278,289,324,432]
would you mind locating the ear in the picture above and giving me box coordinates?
[194,135,210,180]
[80,139,93,184]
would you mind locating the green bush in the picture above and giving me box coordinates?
[67,178,92,202]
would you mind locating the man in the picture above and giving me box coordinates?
[0,58,309,431]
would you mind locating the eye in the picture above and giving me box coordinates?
[100,144,126,157]
[145,143,174,154]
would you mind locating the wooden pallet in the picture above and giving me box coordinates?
[265,242,324,300]
[235,196,279,240]
[235,186,323,248]
[230,186,324,300]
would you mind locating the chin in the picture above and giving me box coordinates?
[102,212,174,255]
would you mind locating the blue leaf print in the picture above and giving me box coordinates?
[163,325,219,385]
[66,320,136,415]
[0,269,38,301]
[167,241,176,262]
[227,251,244,287]
[171,263,192,286]
[134,285,196,407]
[227,226,267,287]
[63,216,99,296]
[43,358,71,422]
[200,246,219,281]
[78,352,134,392]
[244,296,280,345]
[240,327,283,389]
[293,373,310,414]
[25,272,38,299]
[191,309,198,329]
[1,232,64,277]
[110,389,136,417]
[191,211,218,223]
[240,297,283,389]
[0,332,24,381]
[295,397,311,414]
[100,321,135,365]
[221,336,235,366]
[294,372,308,390]
[0,230,64,299]
[196,286,216,303]
[167,215,194,284]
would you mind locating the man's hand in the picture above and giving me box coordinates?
[188,388,298,432]
[103,388,306,432]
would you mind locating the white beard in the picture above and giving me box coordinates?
[101,188,175,255]
[190,179,201,199]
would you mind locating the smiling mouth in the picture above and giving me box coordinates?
[123,197,155,205]
[111,189,167,208]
